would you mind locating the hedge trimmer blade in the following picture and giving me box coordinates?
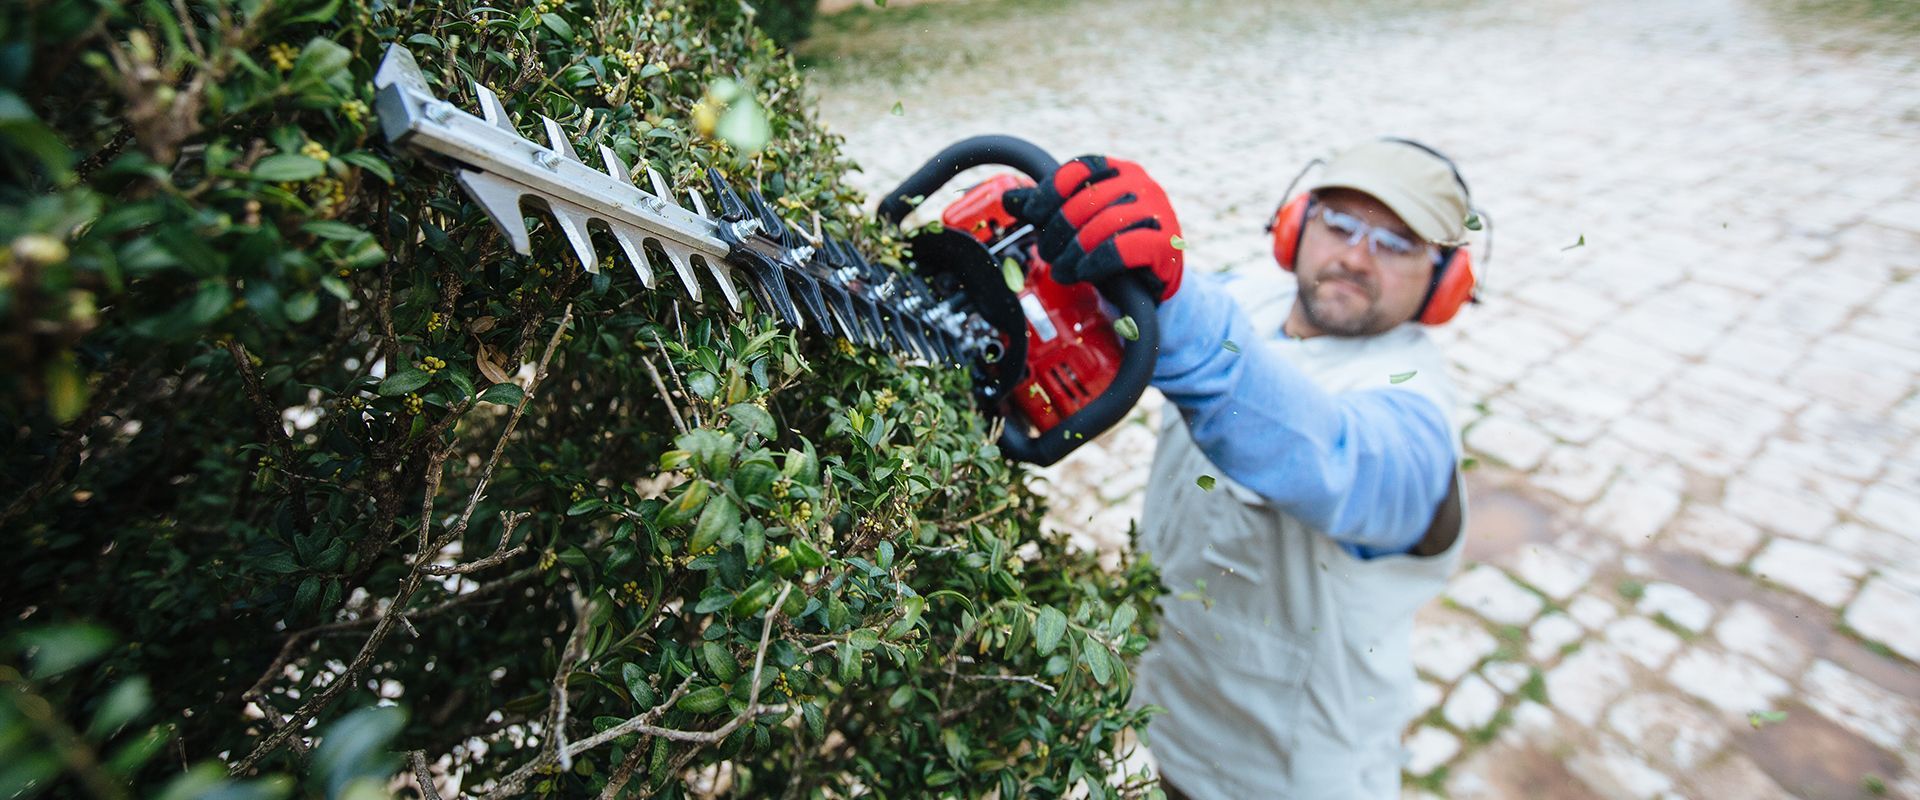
[370,44,982,364]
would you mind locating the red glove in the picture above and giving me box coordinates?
[1002,156,1184,302]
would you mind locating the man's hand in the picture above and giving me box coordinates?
[1002,156,1184,302]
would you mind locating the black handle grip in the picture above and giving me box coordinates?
[883,135,1160,467]
[879,134,1061,224]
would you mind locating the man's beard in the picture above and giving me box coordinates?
[1300,271,1391,336]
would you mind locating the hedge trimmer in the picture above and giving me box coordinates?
[372,45,1157,465]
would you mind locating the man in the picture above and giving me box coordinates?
[1004,140,1473,798]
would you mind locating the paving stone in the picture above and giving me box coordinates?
[1411,622,1499,682]
[1567,737,1675,800]
[1446,565,1545,626]
[1503,700,1557,743]
[1844,578,1920,662]
[1635,582,1714,633]
[1443,674,1504,732]
[1722,473,1839,539]
[1508,545,1593,601]
[1583,469,1683,547]
[1568,595,1619,631]
[1604,616,1683,670]
[1481,661,1531,695]
[1604,691,1728,771]
[1531,444,1619,504]
[1664,505,1763,567]
[1405,726,1459,776]
[1527,613,1585,662]
[1856,483,1920,535]
[1749,537,1866,607]
[1413,679,1445,719]
[1465,414,1556,471]
[1683,752,1796,800]
[1546,643,1634,727]
[1802,659,1915,752]
[1668,648,1790,716]
[1711,602,1808,675]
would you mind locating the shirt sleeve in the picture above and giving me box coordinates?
[1150,272,1456,559]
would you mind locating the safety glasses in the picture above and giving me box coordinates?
[1310,205,1430,267]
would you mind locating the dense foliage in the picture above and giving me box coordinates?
[0,0,1162,796]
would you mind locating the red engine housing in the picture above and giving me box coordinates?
[941,175,1125,434]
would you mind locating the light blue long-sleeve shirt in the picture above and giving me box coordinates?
[1149,272,1456,559]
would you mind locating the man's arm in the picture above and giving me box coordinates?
[1152,272,1456,559]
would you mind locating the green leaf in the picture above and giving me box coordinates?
[377,368,430,396]
[87,677,152,739]
[1113,315,1139,341]
[1001,257,1024,292]
[623,663,655,707]
[888,684,914,709]
[1034,607,1067,656]
[1169,234,1186,251]
[340,152,394,184]
[677,686,727,714]
[311,706,406,797]
[1748,709,1788,729]
[253,154,325,182]
[1561,234,1585,251]
[478,382,524,406]
[1195,475,1215,491]
[302,220,366,241]
[716,98,771,154]
[701,641,738,682]
[725,402,776,440]
[1389,370,1416,384]
[690,493,740,552]
[1222,339,1241,353]
[1085,637,1113,685]
[20,624,114,678]
[1464,213,1482,231]
[848,629,879,652]
[890,100,904,116]
[540,12,575,39]
[688,371,719,398]
[1108,604,1138,637]
[285,291,320,323]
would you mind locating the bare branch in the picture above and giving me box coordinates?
[481,587,796,799]
[409,751,443,800]
[231,307,575,775]
[649,330,701,429]
[420,511,530,575]
[551,590,593,770]
[956,672,1056,694]
[640,350,688,435]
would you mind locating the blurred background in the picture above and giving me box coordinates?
[796,0,1919,796]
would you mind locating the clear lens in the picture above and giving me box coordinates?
[1314,207,1424,265]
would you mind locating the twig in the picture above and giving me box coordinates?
[640,350,689,435]
[649,331,701,428]
[598,737,651,799]
[420,511,530,575]
[409,751,443,800]
[231,307,575,775]
[955,672,1056,694]
[481,586,794,799]
[223,341,313,535]
[551,590,593,770]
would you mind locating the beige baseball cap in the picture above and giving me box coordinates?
[1307,140,1471,246]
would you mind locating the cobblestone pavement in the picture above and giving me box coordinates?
[803,0,1920,796]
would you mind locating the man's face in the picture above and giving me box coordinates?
[1292,189,1436,337]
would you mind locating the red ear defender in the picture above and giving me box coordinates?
[1269,193,1313,271]
[1418,248,1476,325]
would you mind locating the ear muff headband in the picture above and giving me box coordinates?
[1267,139,1488,325]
